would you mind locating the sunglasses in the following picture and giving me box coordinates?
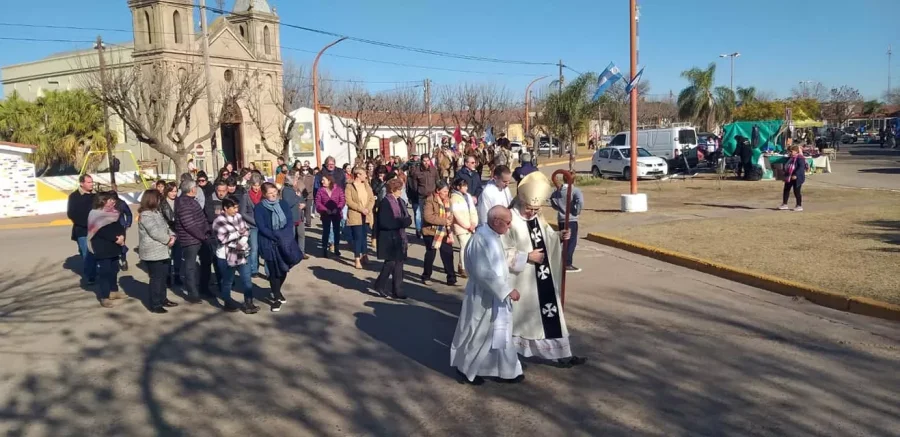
[197,179,207,183]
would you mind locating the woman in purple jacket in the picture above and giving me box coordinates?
[315,174,346,258]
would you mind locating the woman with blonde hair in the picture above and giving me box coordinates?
[450,177,477,278]
[346,167,376,269]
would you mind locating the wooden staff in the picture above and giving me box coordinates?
[551,169,574,308]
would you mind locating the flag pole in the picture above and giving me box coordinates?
[551,169,574,308]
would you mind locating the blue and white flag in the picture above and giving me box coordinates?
[625,66,645,94]
[484,125,495,145]
[592,62,623,101]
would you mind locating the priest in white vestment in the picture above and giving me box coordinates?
[450,206,525,384]
[502,172,587,367]
[476,165,513,225]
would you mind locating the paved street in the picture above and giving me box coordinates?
[1,219,898,436]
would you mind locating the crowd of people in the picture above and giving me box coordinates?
[67,136,586,383]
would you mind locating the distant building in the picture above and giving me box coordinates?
[1,0,284,174]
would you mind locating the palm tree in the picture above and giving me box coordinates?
[736,86,757,106]
[0,90,112,175]
[541,72,598,171]
[677,63,732,131]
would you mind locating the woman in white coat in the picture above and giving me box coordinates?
[450,177,478,278]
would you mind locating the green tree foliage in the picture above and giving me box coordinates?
[676,63,734,131]
[539,72,599,170]
[0,90,114,174]
[733,99,821,121]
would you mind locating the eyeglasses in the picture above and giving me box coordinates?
[197,179,207,183]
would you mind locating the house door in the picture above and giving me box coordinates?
[221,124,243,169]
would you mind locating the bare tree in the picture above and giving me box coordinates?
[437,83,512,138]
[80,58,246,176]
[884,89,900,107]
[329,83,389,166]
[246,62,306,161]
[383,86,425,157]
[792,82,829,102]
[822,86,863,127]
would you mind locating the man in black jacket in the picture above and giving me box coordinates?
[175,179,210,303]
[200,179,228,292]
[455,155,484,201]
[67,175,96,284]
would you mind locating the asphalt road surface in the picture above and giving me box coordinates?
[0,220,897,436]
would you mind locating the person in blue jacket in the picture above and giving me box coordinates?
[254,182,302,312]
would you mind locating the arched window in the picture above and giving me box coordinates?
[239,25,246,40]
[173,11,182,44]
[144,11,153,44]
[263,25,271,55]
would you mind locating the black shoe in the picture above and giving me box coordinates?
[392,293,408,300]
[150,307,168,314]
[456,370,485,386]
[243,298,259,314]
[496,374,525,384]
[557,356,587,367]
[162,299,179,308]
[86,278,96,286]
[270,300,282,312]
[185,295,202,304]
[421,277,431,286]
[120,260,129,271]
[275,291,287,303]
[447,279,458,287]
[334,251,342,257]
[223,300,241,313]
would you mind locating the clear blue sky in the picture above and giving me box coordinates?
[1,0,897,100]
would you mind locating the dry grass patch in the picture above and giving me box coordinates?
[605,205,900,305]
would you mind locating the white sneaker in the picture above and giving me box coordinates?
[777,204,790,210]
[793,206,803,212]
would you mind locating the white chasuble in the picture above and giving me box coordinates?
[502,208,572,360]
[450,225,523,381]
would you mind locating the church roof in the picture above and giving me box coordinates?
[233,0,274,14]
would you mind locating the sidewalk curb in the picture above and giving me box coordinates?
[585,232,900,322]
[0,219,71,230]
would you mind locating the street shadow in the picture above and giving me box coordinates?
[858,168,900,174]
[355,300,459,380]
[856,220,900,250]
[848,149,900,157]
[684,202,759,210]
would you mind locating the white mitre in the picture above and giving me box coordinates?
[516,171,554,208]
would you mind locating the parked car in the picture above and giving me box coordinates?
[606,126,700,168]
[537,137,561,155]
[509,141,524,154]
[841,129,858,144]
[591,145,668,180]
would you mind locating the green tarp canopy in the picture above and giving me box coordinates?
[722,120,784,163]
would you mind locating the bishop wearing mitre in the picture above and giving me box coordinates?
[503,171,586,367]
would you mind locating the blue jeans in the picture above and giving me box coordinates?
[76,237,97,281]
[558,221,578,266]
[216,258,254,301]
[350,224,369,257]
[96,257,120,299]
[414,200,424,233]
[170,242,183,277]
[248,227,259,275]
[321,216,341,253]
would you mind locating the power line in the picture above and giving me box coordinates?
[0,33,549,78]
[202,5,557,66]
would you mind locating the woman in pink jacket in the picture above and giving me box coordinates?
[315,174,346,258]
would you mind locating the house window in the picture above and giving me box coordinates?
[263,26,271,55]
[144,11,153,44]
[173,11,182,44]
[239,25,246,40]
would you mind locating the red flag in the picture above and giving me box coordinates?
[452,126,462,146]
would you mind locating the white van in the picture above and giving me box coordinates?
[606,125,699,161]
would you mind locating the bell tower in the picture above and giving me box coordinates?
[229,0,280,62]
[128,0,194,58]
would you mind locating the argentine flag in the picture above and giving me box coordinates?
[592,62,623,101]
[625,66,645,94]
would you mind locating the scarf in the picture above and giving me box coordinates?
[262,198,286,230]
[432,197,453,249]
[784,155,801,182]
[387,193,408,248]
[248,188,262,205]
[86,208,120,253]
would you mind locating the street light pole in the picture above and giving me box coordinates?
[719,52,740,93]
[629,0,639,195]
[313,36,347,168]
[95,36,116,186]
[524,75,549,148]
